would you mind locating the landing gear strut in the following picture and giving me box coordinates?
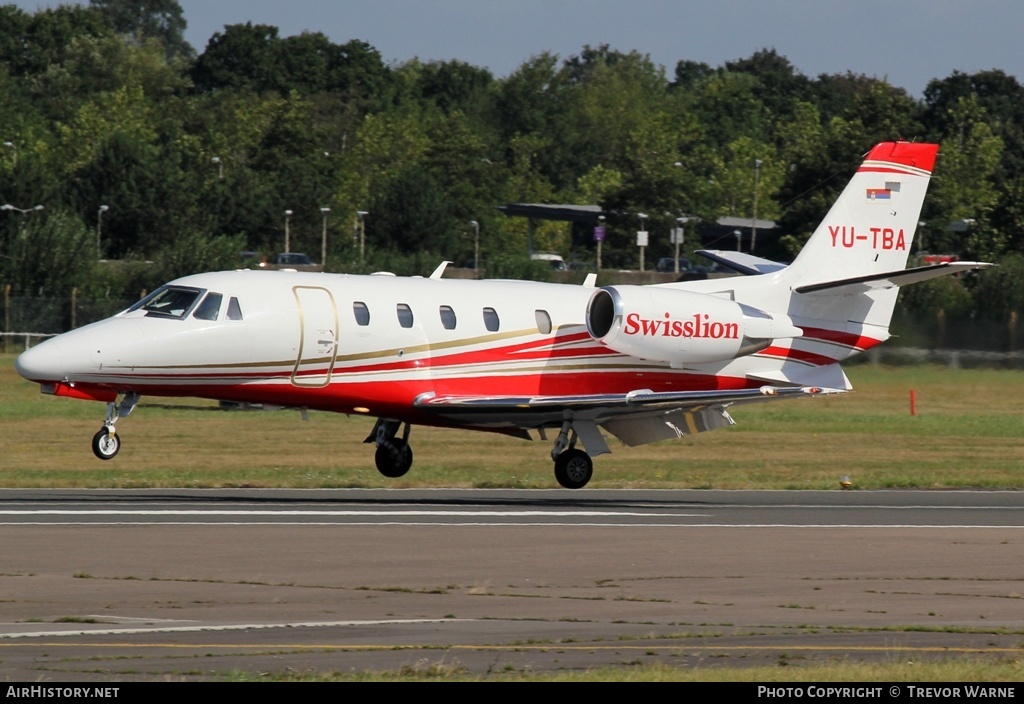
[550,420,594,489]
[92,392,140,460]
[367,419,414,478]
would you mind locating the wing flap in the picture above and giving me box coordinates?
[602,407,735,447]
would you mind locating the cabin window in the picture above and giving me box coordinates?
[353,301,370,326]
[193,292,223,321]
[134,285,203,319]
[397,303,414,329]
[439,305,457,330]
[227,297,243,321]
[535,309,552,334]
[483,307,500,332]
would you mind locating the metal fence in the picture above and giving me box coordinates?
[2,295,134,335]
[1,293,134,352]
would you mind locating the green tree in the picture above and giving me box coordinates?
[154,230,246,282]
[1,5,113,77]
[495,53,564,142]
[366,164,453,257]
[191,23,283,93]
[0,209,93,296]
[413,60,494,117]
[90,0,193,60]
[923,96,1004,259]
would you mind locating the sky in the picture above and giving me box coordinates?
[11,0,1024,98]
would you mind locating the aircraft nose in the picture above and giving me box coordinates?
[15,338,65,383]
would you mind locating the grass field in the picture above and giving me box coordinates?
[4,354,1023,489]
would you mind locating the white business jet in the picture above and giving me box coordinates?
[16,142,990,488]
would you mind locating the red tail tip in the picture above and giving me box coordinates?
[864,141,938,173]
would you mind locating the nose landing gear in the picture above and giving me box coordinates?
[91,392,140,460]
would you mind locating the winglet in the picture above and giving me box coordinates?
[583,273,598,287]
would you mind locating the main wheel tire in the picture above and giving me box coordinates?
[374,439,413,478]
[91,428,120,460]
[554,448,593,489]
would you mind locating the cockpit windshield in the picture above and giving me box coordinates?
[127,286,204,319]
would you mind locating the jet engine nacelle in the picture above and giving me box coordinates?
[585,285,802,365]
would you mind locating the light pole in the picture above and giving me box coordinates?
[97,204,109,260]
[1,203,44,215]
[734,229,742,252]
[1,204,44,234]
[1,203,44,247]
[674,217,692,273]
[356,210,368,262]
[2,141,15,167]
[469,220,480,272]
[284,209,293,254]
[637,213,648,272]
[211,156,222,180]
[595,215,606,271]
[751,158,762,252]
[320,207,330,269]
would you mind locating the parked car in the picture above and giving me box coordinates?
[530,252,567,270]
[275,252,313,266]
[268,252,320,271]
[239,251,267,268]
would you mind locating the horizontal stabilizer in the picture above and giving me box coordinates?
[696,249,787,275]
[795,261,992,295]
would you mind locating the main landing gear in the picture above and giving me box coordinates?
[363,417,596,490]
[550,421,594,490]
[91,392,140,460]
[366,419,413,478]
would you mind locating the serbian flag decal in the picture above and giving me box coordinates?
[866,187,891,201]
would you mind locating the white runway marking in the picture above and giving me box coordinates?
[0,619,455,639]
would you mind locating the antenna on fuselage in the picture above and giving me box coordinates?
[429,261,451,279]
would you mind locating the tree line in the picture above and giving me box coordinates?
[2,0,1024,333]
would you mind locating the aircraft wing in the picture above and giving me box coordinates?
[414,385,840,453]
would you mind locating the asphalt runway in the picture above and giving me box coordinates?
[0,488,1022,681]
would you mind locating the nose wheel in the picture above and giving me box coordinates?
[92,428,121,460]
[90,391,140,460]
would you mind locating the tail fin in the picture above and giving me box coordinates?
[779,141,938,334]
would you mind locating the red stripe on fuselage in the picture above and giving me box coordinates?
[82,369,756,419]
